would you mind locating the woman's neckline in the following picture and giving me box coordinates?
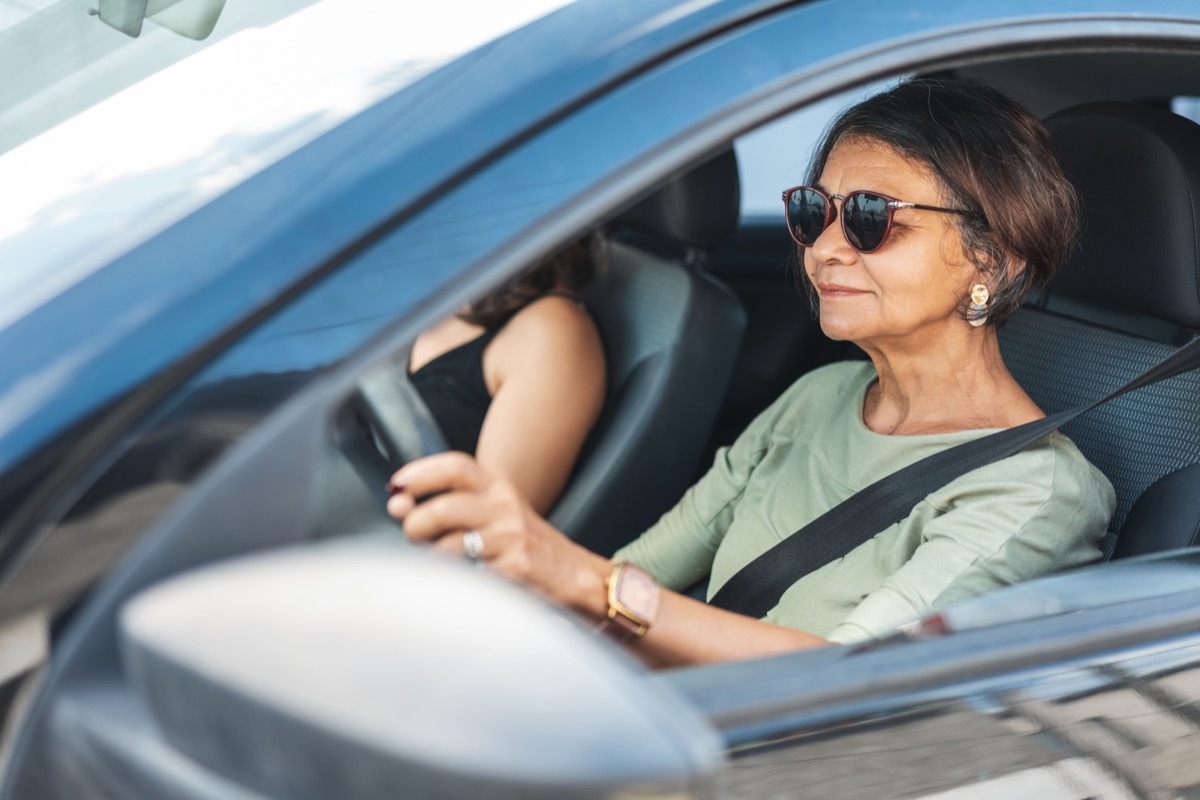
[854,370,1007,440]
[408,327,493,376]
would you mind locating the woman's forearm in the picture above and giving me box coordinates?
[389,453,828,667]
[562,546,828,667]
[635,590,829,666]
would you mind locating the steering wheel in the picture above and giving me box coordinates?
[309,354,448,541]
[355,357,449,469]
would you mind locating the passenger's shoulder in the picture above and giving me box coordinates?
[509,294,595,332]
[501,295,601,351]
[486,296,605,396]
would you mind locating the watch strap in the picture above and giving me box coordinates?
[597,561,658,643]
[596,610,645,643]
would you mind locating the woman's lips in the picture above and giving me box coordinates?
[817,283,868,297]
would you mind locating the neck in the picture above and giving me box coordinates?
[858,327,1038,435]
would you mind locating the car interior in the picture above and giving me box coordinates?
[998,99,1200,559]
[544,56,1200,567]
[335,149,751,559]
[327,53,1200,579]
[547,148,746,555]
[341,56,1200,572]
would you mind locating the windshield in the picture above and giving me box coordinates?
[0,0,574,331]
[0,0,319,157]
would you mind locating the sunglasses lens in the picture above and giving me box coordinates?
[843,192,890,252]
[786,188,830,246]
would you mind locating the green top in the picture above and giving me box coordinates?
[616,361,1116,644]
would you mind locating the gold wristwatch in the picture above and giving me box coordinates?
[597,561,661,643]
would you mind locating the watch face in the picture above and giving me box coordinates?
[615,564,660,624]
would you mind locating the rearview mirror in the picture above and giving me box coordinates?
[119,539,723,798]
[91,0,226,39]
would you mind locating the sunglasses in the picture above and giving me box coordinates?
[782,186,969,254]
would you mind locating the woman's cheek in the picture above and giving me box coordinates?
[802,251,817,282]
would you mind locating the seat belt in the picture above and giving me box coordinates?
[708,335,1200,619]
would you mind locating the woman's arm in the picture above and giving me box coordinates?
[611,584,829,667]
[824,438,1113,643]
[387,452,828,667]
[476,296,606,515]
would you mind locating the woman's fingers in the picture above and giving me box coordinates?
[387,451,489,502]
[384,452,581,601]
[401,489,492,543]
[429,529,486,559]
[388,453,527,548]
[386,452,492,524]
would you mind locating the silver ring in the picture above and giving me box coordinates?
[463,530,485,564]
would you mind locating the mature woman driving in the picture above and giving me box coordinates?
[386,77,1115,666]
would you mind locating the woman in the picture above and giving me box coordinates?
[407,237,606,514]
[387,77,1115,666]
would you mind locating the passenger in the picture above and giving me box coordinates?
[387,78,1115,665]
[407,237,606,515]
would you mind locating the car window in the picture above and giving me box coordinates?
[734,78,901,219]
[1172,96,1200,124]
[13,2,1200,795]
[0,0,573,332]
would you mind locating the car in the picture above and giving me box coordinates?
[3,0,1200,797]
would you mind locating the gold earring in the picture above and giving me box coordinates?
[968,284,990,327]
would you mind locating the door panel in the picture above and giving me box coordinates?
[664,560,1200,800]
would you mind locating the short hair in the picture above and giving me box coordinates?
[803,77,1079,325]
[460,235,604,329]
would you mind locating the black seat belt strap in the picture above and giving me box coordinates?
[708,335,1200,619]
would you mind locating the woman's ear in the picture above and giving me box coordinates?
[969,249,1023,286]
[1002,252,1028,282]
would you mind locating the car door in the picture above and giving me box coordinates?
[665,560,1200,798]
[6,1,1200,798]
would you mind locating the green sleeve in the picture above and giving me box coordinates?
[613,393,788,590]
[825,439,1113,644]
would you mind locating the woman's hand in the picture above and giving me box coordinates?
[388,453,831,666]
[386,452,611,616]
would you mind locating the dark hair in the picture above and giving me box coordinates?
[459,235,604,329]
[803,76,1079,325]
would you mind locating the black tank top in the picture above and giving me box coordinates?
[408,328,501,455]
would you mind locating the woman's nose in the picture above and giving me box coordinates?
[808,208,856,262]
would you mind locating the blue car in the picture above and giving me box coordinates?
[3,1,1200,797]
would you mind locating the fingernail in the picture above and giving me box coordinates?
[388,478,407,494]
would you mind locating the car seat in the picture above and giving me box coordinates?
[548,149,747,556]
[998,102,1200,559]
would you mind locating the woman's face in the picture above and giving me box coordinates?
[803,137,979,351]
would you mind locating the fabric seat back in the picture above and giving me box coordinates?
[999,103,1200,558]
[549,150,747,555]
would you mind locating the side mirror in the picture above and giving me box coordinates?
[119,540,723,798]
[90,0,226,39]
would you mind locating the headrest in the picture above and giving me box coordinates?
[1046,103,1200,329]
[615,149,740,248]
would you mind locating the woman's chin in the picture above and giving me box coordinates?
[817,316,867,343]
